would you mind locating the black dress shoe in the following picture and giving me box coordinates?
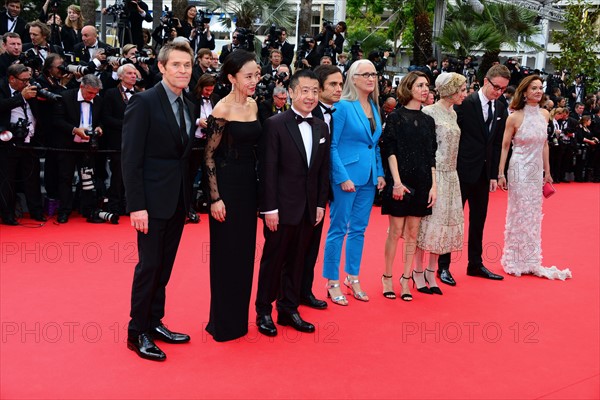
[152,324,190,343]
[256,314,277,337]
[300,294,328,309]
[2,215,18,225]
[57,214,69,224]
[30,213,47,222]
[277,312,315,333]
[467,265,504,280]
[127,333,166,361]
[186,210,200,224]
[438,269,456,286]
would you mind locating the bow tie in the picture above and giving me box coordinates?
[124,89,135,94]
[79,100,91,104]
[320,103,335,115]
[202,96,211,102]
[7,15,14,22]
[85,46,96,50]
[37,46,49,51]
[294,114,313,125]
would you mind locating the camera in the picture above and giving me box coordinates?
[63,64,93,75]
[194,9,212,29]
[350,40,362,61]
[235,28,255,51]
[9,118,30,139]
[90,209,119,224]
[29,81,62,101]
[265,24,283,47]
[18,50,43,72]
[133,52,153,64]
[323,19,334,32]
[377,49,396,58]
[107,56,133,66]
[275,71,288,86]
[85,129,100,151]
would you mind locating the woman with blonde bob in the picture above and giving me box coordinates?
[413,72,468,296]
[322,60,386,305]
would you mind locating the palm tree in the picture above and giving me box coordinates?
[80,0,97,25]
[207,0,294,31]
[412,0,433,66]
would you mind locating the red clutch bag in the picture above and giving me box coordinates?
[543,182,556,199]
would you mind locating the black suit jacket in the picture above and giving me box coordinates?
[121,82,194,219]
[127,0,153,49]
[0,53,18,77]
[22,43,65,59]
[0,13,29,43]
[60,27,82,53]
[260,109,330,225]
[101,86,137,150]
[72,41,111,64]
[455,92,506,183]
[53,88,103,149]
[257,99,288,125]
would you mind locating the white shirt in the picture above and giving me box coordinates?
[9,87,35,142]
[478,89,494,123]
[195,97,213,138]
[292,105,313,165]
[319,102,333,132]
[74,89,94,143]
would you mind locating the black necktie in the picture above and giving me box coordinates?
[295,114,313,125]
[486,101,493,133]
[176,97,188,144]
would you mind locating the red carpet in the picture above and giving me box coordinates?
[1,183,599,399]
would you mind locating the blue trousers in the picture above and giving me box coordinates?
[322,182,375,280]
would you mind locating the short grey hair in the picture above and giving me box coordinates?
[117,63,137,78]
[81,74,103,89]
[272,86,287,97]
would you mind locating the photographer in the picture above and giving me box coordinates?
[101,64,138,216]
[22,21,65,73]
[121,43,154,89]
[257,85,288,124]
[0,0,29,43]
[260,26,293,68]
[367,50,389,74]
[183,7,215,54]
[52,74,104,223]
[0,63,45,224]
[504,57,525,87]
[219,28,254,63]
[73,26,110,66]
[37,53,74,203]
[460,55,477,84]
[261,48,282,76]
[102,0,152,50]
[151,13,180,51]
[567,74,586,110]
[295,35,320,70]
[315,21,346,61]
[0,32,21,77]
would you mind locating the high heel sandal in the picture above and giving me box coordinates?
[399,275,413,302]
[382,274,396,299]
[412,270,433,294]
[343,276,369,302]
[326,282,348,306]
[425,269,443,295]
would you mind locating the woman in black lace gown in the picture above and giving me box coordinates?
[380,71,437,301]
[204,50,262,341]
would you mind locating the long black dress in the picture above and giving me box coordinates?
[380,107,437,217]
[204,116,261,342]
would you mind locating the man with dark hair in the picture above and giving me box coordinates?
[22,21,64,70]
[189,47,214,94]
[0,32,21,77]
[0,63,45,224]
[437,64,510,285]
[261,48,282,76]
[0,0,29,42]
[219,28,254,63]
[255,69,330,336]
[296,36,320,70]
[422,57,438,84]
[122,41,195,361]
[316,21,346,60]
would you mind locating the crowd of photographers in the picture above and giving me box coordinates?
[1,0,598,227]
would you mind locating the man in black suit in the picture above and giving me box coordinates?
[52,74,104,223]
[188,21,215,54]
[567,75,586,110]
[101,64,138,216]
[298,64,342,310]
[260,48,282,77]
[257,86,289,124]
[255,69,330,337]
[315,21,346,61]
[218,28,253,63]
[0,0,29,43]
[437,64,511,285]
[123,0,153,50]
[0,63,45,225]
[296,37,321,71]
[0,32,21,78]
[122,41,195,361]
[22,21,64,73]
[73,25,111,66]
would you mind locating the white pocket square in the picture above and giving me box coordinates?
[496,117,501,120]
[319,137,326,144]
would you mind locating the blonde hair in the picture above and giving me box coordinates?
[342,59,380,112]
[65,5,84,30]
[436,72,466,98]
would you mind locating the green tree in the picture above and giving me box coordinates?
[207,0,294,31]
[551,0,600,92]
[412,0,433,65]
[80,0,97,25]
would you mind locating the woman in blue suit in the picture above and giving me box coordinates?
[323,60,386,305]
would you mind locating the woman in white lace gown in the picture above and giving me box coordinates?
[414,73,468,295]
[497,75,572,280]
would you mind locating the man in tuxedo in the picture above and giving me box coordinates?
[122,41,195,361]
[188,48,214,96]
[567,75,586,110]
[422,57,438,84]
[52,74,104,223]
[261,49,282,77]
[101,64,138,216]
[257,86,289,124]
[0,0,29,43]
[73,25,110,66]
[437,64,510,285]
[188,21,215,54]
[0,32,21,78]
[0,63,45,225]
[22,21,64,72]
[255,69,330,336]
[296,37,320,71]
[123,0,153,50]
[298,64,342,310]
[218,29,253,63]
